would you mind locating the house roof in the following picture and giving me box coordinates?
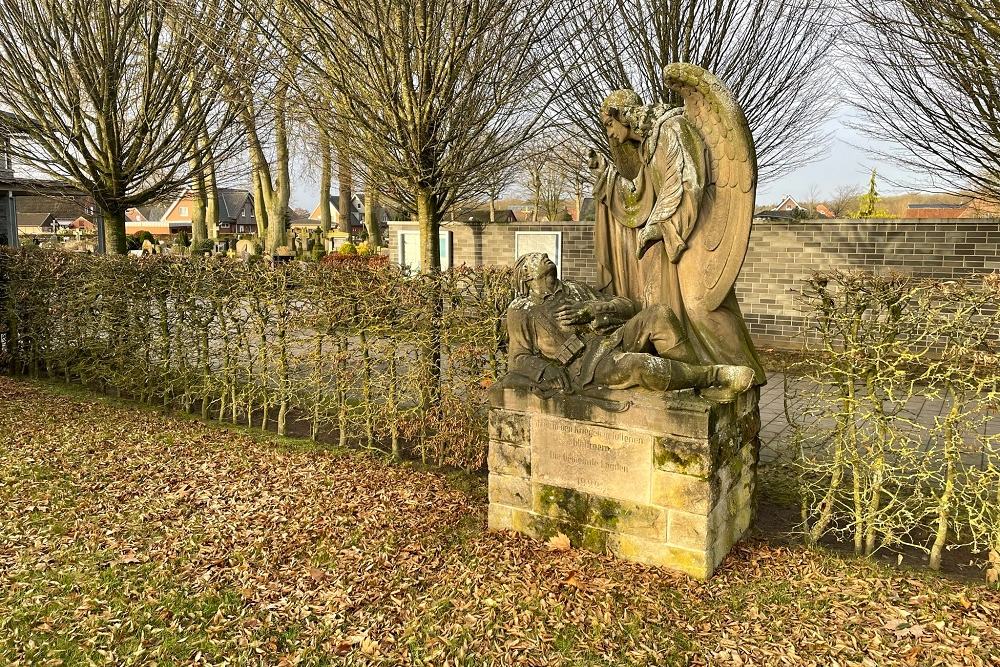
[907,202,966,209]
[773,195,804,211]
[814,203,835,219]
[15,193,92,218]
[755,210,798,220]
[217,188,251,220]
[130,203,171,222]
[463,208,519,224]
[131,187,253,223]
[0,110,16,134]
[17,212,55,227]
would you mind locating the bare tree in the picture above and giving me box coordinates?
[827,184,862,218]
[318,131,333,235]
[550,140,590,221]
[482,161,520,224]
[538,164,569,221]
[550,0,839,182]
[0,0,250,253]
[846,0,1000,204]
[278,0,571,273]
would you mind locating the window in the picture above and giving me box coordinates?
[515,231,561,276]
[397,229,452,273]
[179,206,188,217]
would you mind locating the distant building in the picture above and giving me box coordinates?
[127,188,257,237]
[772,195,806,214]
[814,203,835,219]
[906,202,969,219]
[309,193,389,239]
[0,115,90,246]
[904,200,1000,219]
[16,212,57,235]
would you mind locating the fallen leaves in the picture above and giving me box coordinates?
[546,532,571,552]
[1,377,999,666]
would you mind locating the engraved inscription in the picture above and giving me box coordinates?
[531,415,653,504]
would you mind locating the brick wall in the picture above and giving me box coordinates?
[388,217,1000,348]
[387,219,598,285]
[741,218,1000,346]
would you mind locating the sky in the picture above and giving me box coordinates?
[288,112,917,212]
[757,114,913,206]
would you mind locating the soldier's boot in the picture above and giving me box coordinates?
[699,365,755,402]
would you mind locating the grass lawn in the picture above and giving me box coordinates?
[1,377,998,666]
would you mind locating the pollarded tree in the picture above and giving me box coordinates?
[847,0,1000,204]
[278,0,571,273]
[551,0,839,182]
[0,0,251,254]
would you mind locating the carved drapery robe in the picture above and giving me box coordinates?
[593,112,766,385]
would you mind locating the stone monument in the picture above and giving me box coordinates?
[488,63,765,578]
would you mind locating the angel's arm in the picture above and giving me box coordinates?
[638,123,700,261]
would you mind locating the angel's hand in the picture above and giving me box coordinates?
[636,223,664,259]
[555,303,593,326]
[588,149,606,172]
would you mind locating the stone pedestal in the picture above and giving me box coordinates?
[487,386,761,579]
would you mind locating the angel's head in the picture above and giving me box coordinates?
[600,90,646,142]
[600,90,649,179]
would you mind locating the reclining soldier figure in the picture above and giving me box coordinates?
[505,253,755,401]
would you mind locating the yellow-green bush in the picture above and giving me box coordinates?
[0,247,513,471]
[783,270,1000,573]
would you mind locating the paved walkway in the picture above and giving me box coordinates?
[758,373,1000,467]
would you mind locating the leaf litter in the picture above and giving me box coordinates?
[0,377,998,666]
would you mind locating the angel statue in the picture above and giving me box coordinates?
[589,63,766,387]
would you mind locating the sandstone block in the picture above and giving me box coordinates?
[488,440,531,477]
[651,470,712,514]
[487,384,760,579]
[653,436,711,477]
[532,483,667,541]
[668,509,711,550]
[609,533,709,579]
[488,409,529,445]
[488,473,531,508]
[487,503,514,531]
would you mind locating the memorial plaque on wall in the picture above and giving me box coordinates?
[514,232,561,276]
[531,414,653,504]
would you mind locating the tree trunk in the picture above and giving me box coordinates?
[191,170,209,244]
[364,185,382,246]
[244,106,273,246]
[416,186,440,273]
[337,156,352,235]
[104,207,128,255]
[267,94,290,252]
[415,185,442,408]
[252,167,268,244]
[575,178,583,221]
[489,197,496,223]
[319,133,332,235]
[204,142,219,239]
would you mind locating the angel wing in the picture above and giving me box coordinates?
[665,63,757,312]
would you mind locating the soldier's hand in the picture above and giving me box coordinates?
[541,365,573,393]
[555,303,593,325]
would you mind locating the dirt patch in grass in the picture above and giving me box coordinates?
[1,376,998,666]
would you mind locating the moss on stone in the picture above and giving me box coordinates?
[536,484,625,531]
[654,437,708,477]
